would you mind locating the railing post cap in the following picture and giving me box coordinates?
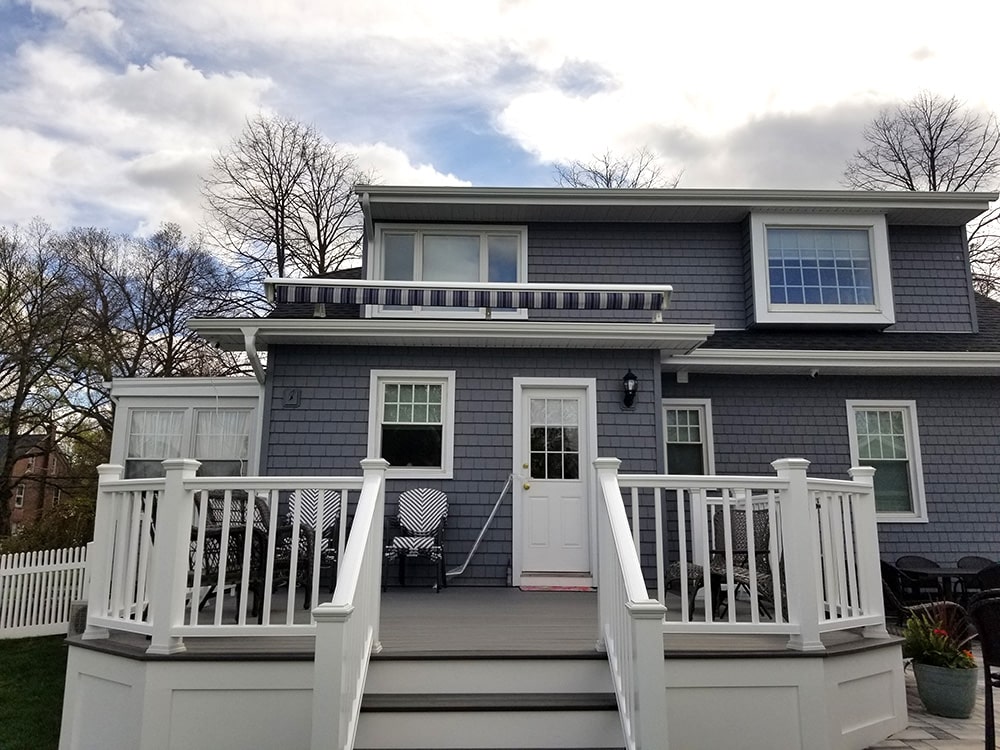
[96,463,124,478]
[848,465,877,480]
[161,458,201,472]
[593,457,622,472]
[771,457,811,472]
[360,457,390,472]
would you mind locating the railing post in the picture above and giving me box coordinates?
[848,465,889,639]
[360,457,388,653]
[82,464,123,640]
[772,458,824,651]
[146,458,199,655]
[630,601,670,750]
[594,457,622,652]
[312,604,353,750]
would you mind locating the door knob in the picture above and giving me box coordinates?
[522,463,529,469]
[523,483,531,490]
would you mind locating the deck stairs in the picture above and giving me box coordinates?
[354,654,625,750]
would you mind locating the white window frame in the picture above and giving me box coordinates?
[846,400,926,523]
[368,369,456,479]
[751,213,895,326]
[14,484,25,508]
[662,399,715,475]
[368,224,528,320]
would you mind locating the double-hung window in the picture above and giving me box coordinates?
[751,213,894,326]
[368,370,456,479]
[846,400,926,521]
[124,408,252,479]
[373,225,527,318]
[663,400,714,475]
[14,484,24,508]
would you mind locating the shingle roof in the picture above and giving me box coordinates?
[702,294,1000,353]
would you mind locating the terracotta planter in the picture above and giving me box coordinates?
[912,662,978,719]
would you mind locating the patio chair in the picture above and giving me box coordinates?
[288,489,341,594]
[384,488,448,592]
[895,555,944,599]
[957,555,994,599]
[968,590,1000,750]
[978,563,1000,592]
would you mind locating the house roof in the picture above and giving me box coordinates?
[357,185,997,227]
[0,434,52,460]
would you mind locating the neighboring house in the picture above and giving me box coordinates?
[2,433,69,533]
[64,186,999,750]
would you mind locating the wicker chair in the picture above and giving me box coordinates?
[968,590,1000,750]
[384,488,448,592]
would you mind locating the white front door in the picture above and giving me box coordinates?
[515,384,592,576]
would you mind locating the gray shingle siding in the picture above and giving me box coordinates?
[263,345,661,585]
[887,226,975,332]
[662,372,1000,563]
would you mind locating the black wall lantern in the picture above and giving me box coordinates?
[622,369,639,409]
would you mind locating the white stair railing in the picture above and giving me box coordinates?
[311,458,389,750]
[595,458,669,750]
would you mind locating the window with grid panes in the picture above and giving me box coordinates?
[529,398,580,480]
[847,401,925,519]
[664,405,708,474]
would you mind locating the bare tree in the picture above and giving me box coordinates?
[843,92,1000,297]
[553,146,682,189]
[203,114,370,280]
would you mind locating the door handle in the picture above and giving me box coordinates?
[523,483,531,490]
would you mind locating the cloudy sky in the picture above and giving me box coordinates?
[2,0,999,236]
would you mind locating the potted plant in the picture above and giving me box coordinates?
[902,603,978,718]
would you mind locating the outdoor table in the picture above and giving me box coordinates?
[896,564,981,602]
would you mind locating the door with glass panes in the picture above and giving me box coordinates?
[518,386,591,574]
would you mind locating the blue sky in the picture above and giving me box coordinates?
[1,0,998,236]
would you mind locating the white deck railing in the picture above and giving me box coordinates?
[83,461,377,654]
[617,458,887,650]
[0,545,88,638]
[595,458,668,750]
[311,458,388,750]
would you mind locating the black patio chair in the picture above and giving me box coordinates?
[979,564,1000,592]
[384,488,448,592]
[895,555,944,599]
[968,590,1000,750]
[957,555,994,600]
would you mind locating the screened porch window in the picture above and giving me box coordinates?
[125,409,184,478]
[124,408,251,479]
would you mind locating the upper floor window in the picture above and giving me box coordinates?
[124,408,252,479]
[846,400,926,522]
[371,225,527,318]
[14,484,25,508]
[751,213,894,326]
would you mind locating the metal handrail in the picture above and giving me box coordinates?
[446,473,515,579]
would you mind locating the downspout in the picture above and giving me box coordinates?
[240,326,266,385]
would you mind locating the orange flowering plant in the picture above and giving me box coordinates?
[902,604,976,669]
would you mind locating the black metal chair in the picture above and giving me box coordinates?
[979,564,1000,592]
[957,555,994,600]
[384,488,448,592]
[895,555,944,599]
[968,590,1000,750]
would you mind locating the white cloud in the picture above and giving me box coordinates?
[351,142,471,187]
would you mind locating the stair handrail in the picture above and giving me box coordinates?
[446,473,515,579]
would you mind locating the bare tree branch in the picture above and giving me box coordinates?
[553,146,682,189]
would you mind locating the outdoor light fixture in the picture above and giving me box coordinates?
[622,369,639,409]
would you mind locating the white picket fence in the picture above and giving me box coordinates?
[0,545,89,638]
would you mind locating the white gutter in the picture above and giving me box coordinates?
[666,348,1000,375]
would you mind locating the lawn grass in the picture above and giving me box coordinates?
[0,635,68,750]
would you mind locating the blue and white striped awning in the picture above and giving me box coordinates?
[268,279,672,313]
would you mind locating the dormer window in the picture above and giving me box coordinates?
[371,225,527,318]
[750,213,894,326]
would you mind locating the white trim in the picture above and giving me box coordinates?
[109,377,261,399]
[751,213,895,326]
[368,224,528,320]
[191,318,713,353]
[665,348,1000,376]
[14,484,25,508]
[511,377,599,586]
[367,369,456,480]
[661,399,716,475]
[846,400,927,523]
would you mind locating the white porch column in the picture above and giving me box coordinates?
[82,463,123,640]
[593,457,622,652]
[848,465,890,639]
[772,458,825,652]
[146,458,199,655]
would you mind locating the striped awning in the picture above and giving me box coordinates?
[269,280,671,312]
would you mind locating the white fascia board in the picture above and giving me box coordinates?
[109,377,262,399]
[665,348,1000,375]
[190,318,715,353]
